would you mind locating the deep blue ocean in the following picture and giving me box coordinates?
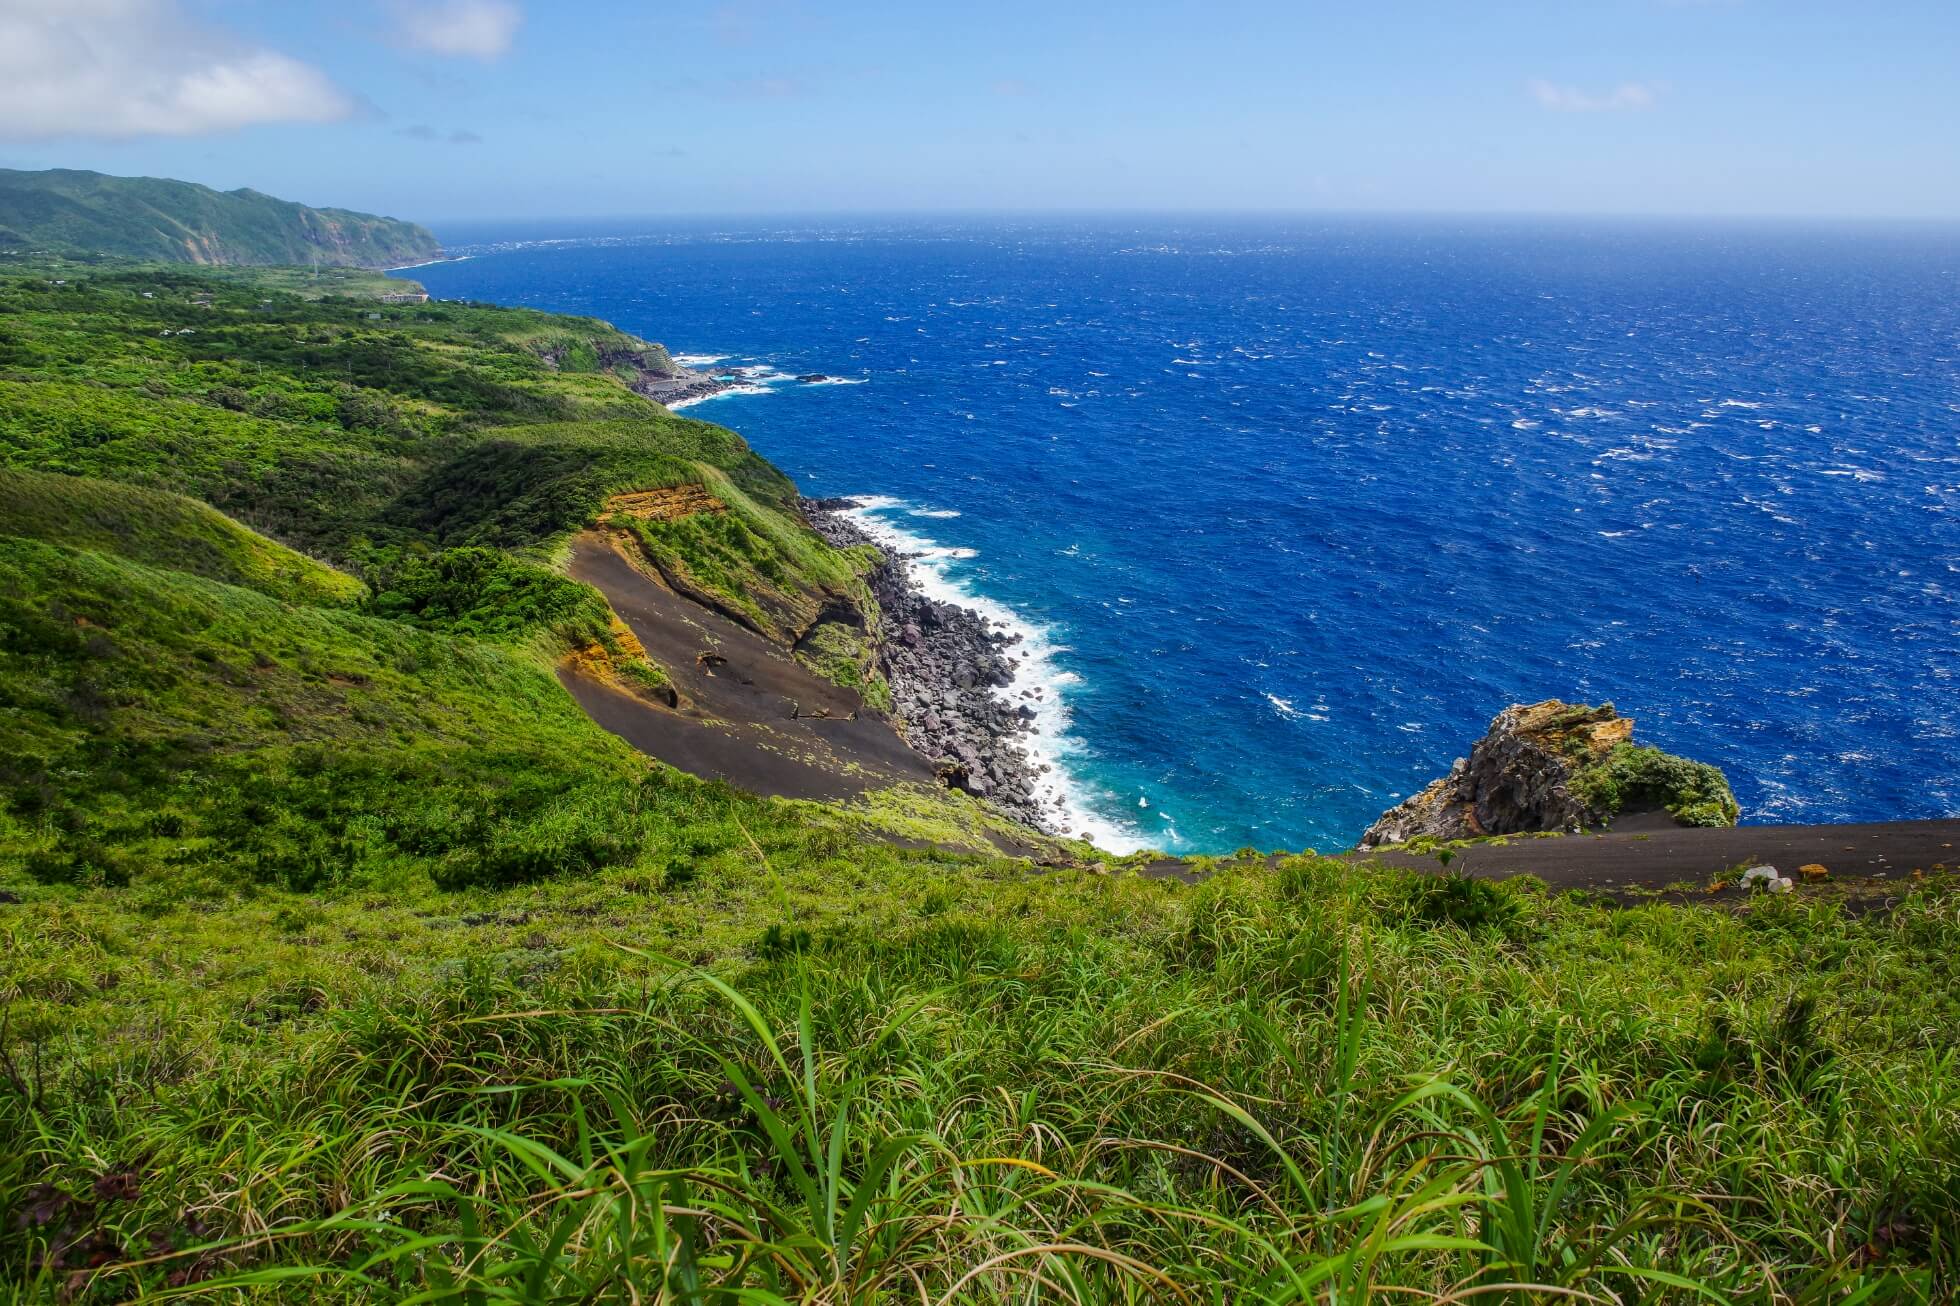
[406,217,1960,853]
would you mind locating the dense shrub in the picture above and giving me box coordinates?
[367,546,612,647]
[1570,742,1740,826]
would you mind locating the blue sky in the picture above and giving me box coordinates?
[2,1,1957,224]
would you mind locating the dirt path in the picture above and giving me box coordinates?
[561,530,938,801]
[1130,813,1959,906]
[1352,815,1958,890]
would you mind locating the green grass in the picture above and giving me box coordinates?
[363,546,612,649]
[0,468,365,608]
[0,268,793,565]
[0,264,872,688]
[1,854,1953,1300]
[0,535,652,894]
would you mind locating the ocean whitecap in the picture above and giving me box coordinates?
[836,496,1151,854]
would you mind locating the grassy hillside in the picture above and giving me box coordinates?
[0,262,1954,1301]
[0,468,364,607]
[0,268,778,564]
[0,170,440,269]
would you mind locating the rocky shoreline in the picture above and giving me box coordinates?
[634,365,749,408]
[802,498,1058,833]
[635,376,725,407]
[637,364,847,409]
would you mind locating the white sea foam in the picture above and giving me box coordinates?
[665,362,861,407]
[835,496,1151,854]
[1265,693,1303,721]
[909,507,962,518]
[666,383,773,409]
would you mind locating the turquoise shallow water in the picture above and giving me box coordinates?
[409,217,1960,853]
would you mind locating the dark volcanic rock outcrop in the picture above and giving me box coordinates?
[1360,700,1739,848]
[635,370,736,407]
[802,499,1053,832]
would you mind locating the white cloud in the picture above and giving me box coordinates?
[393,0,522,60]
[0,0,355,141]
[1528,79,1664,113]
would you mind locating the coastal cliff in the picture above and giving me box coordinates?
[1360,699,1739,847]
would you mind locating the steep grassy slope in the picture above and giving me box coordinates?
[0,263,1954,1301]
[0,265,893,715]
[0,468,364,607]
[0,170,440,268]
[0,535,638,893]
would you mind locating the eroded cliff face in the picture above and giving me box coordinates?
[1359,700,1736,848]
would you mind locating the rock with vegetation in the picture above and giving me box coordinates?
[0,168,441,268]
[1360,699,1739,847]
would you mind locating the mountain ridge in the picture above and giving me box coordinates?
[0,168,442,268]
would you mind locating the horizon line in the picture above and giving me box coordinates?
[418,206,1960,232]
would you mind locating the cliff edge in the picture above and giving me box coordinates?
[1360,700,1738,848]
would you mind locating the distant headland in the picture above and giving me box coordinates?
[0,168,441,269]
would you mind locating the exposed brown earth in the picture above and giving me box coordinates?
[601,485,726,523]
[560,530,937,802]
[562,615,678,708]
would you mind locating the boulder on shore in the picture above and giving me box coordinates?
[1359,700,1739,848]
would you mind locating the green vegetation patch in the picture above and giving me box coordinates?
[797,617,892,711]
[0,270,800,569]
[0,847,1953,1299]
[1571,741,1741,827]
[366,546,612,649]
[0,536,646,893]
[0,468,364,607]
